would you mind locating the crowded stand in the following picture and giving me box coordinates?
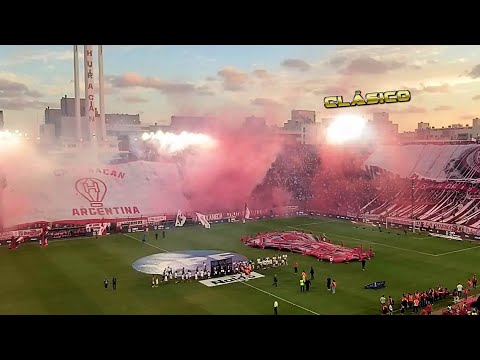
[3,142,480,243]
[252,143,480,232]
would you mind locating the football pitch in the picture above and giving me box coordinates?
[1,217,479,315]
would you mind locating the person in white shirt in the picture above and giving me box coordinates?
[195,271,198,281]
[174,271,178,283]
[457,283,463,294]
[273,301,278,315]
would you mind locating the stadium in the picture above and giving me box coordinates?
[0,46,479,315]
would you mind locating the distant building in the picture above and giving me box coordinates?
[291,110,315,124]
[0,110,3,130]
[169,116,213,132]
[43,96,141,141]
[368,112,399,143]
[105,113,140,125]
[399,119,479,142]
[279,110,322,145]
[45,107,62,137]
[284,110,316,131]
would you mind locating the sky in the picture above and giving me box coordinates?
[1,45,480,135]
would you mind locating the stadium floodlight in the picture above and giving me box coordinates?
[326,115,367,144]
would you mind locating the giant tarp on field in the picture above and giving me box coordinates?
[242,231,374,263]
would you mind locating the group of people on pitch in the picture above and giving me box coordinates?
[256,254,288,269]
[151,265,210,287]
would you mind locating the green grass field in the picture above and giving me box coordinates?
[1,216,479,315]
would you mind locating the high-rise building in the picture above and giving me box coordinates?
[0,110,3,130]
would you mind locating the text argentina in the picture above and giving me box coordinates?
[72,206,140,216]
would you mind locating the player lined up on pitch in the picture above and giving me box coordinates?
[257,254,288,269]
[149,259,260,286]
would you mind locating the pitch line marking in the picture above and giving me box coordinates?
[239,281,320,315]
[123,234,169,252]
[124,233,319,315]
[290,220,338,227]
[434,245,480,257]
[286,225,436,256]
[327,234,437,257]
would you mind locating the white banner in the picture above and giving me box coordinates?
[205,213,222,221]
[175,210,186,227]
[0,228,43,241]
[85,222,110,236]
[117,219,147,227]
[2,161,189,227]
[147,216,167,224]
[195,212,211,229]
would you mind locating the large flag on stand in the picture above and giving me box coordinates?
[244,203,251,220]
[195,212,211,229]
[175,210,187,227]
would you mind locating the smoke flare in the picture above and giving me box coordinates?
[142,131,217,154]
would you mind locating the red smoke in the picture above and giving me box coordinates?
[180,125,287,211]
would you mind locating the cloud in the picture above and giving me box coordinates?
[251,98,283,107]
[419,83,450,93]
[108,73,211,96]
[122,95,148,104]
[327,56,348,67]
[217,67,249,91]
[196,85,214,96]
[0,78,45,110]
[467,64,480,78]
[313,85,347,96]
[433,105,453,111]
[9,49,75,65]
[252,69,273,79]
[281,59,311,72]
[0,78,43,98]
[472,95,480,101]
[392,106,427,114]
[339,56,404,75]
[0,98,51,110]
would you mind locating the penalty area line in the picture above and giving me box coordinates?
[239,281,320,315]
[289,220,338,227]
[434,245,480,257]
[123,234,169,252]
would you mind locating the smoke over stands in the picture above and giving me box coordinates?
[142,124,287,212]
